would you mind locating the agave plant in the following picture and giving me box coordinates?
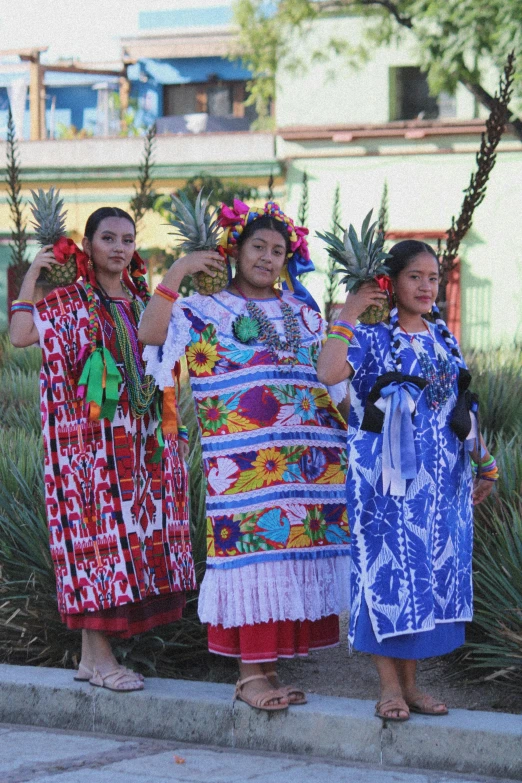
[467,346,522,441]
[167,190,226,295]
[317,209,392,324]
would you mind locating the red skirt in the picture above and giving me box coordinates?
[208,614,339,663]
[61,592,186,639]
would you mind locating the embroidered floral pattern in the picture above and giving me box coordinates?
[148,290,350,567]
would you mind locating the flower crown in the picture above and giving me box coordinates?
[219,198,310,261]
[218,199,319,311]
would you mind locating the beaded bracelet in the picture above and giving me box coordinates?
[155,283,180,302]
[471,454,499,482]
[11,302,34,314]
[333,319,356,331]
[178,425,189,442]
[12,299,34,306]
[328,320,354,346]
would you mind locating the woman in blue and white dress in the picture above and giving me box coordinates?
[317,240,496,722]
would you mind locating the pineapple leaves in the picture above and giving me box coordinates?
[29,187,67,246]
[167,189,222,252]
[317,208,392,293]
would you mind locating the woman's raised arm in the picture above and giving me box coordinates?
[10,246,57,347]
[138,250,224,345]
[317,282,387,386]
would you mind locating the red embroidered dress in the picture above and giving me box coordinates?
[34,283,196,638]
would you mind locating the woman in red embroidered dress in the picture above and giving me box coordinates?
[10,207,196,692]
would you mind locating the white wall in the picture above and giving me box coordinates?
[276,15,477,128]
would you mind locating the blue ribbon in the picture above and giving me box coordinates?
[282,252,320,312]
[377,381,423,496]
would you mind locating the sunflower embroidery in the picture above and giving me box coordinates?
[186,338,219,376]
[252,447,287,485]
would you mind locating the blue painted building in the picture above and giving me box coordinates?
[0,2,255,139]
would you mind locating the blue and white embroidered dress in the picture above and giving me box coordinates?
[346,322,473,656]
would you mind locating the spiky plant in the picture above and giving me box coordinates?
[29,188,75,287]
[317,209,392,324]
[167,190,226,295]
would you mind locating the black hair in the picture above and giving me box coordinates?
[387,240,438,279]
[84,207,135,241]
[237,214,291,256]
[82,207,147,356]
[386,239,464,369]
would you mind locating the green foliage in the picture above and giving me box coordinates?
[324,183,342,324]
[466,345,522,442]
[297,170,309,226]
[5,108,30,285]
[129,123,157,233]
[447,345,522,683]
[317,209,391,292]
[232,0,522,119]
[151,173,258,287]
[154,174,258,221]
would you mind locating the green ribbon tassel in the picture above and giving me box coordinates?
[151,400,164,463]
[78,347,122,422]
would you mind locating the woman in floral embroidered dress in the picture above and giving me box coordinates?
[317,240,496,721]
[140,201,350,711]
[10,207,196,692]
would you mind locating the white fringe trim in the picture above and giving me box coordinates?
[142,304,191,390]
[198,555,350,628]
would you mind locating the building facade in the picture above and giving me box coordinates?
[0,7,520,348]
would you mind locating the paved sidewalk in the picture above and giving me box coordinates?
[0,724,517,783]
[0,665,521,781]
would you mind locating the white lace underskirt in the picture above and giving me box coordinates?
[198,554,351,628]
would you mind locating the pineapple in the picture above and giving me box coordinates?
[30,188,76,286]
[167,190,227,295]
[317,209,392,324]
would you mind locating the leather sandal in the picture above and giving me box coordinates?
[75,662,144,683]
[89,667,144,692]
[265,671,307,705]
[407,695,448,716]
[234,674,289,712]
[375,697,410,722]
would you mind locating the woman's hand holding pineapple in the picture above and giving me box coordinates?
[10,245,63,348]
[317,281,388,386]
[27,245,62,280]
[139,250,225,346]
[338,280,388,326]
[162,250,225,291]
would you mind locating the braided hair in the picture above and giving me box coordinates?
[387,240,464,371]
[83,207,149,354]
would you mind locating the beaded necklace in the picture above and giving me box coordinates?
[231,282,302,363]
[399,323,456,409]
[96,282,156,418]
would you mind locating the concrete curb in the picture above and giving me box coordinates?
[1,664,521,780]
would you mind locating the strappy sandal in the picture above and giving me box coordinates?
[234,674,289,712]
[75,663,144,683]
[265,671,307,705]
[375,697,410,722]
[89,667,144,692]
[407,695,448,716]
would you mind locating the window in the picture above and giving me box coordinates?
[391,67,456,121]
[163,80,248,118]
